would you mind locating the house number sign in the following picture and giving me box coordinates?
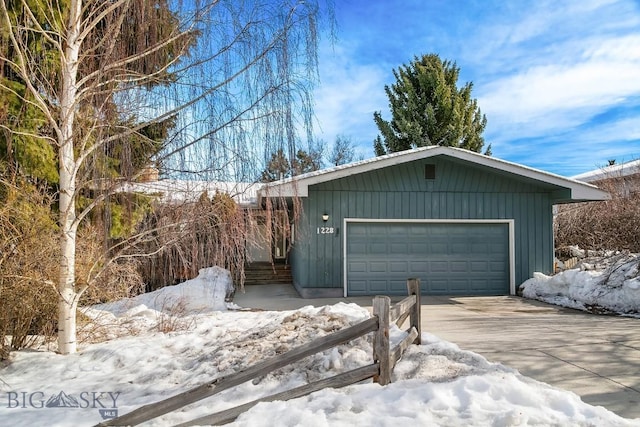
[317,227,335,234]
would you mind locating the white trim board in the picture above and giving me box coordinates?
[263,146,608,202]
[342,218,516,297]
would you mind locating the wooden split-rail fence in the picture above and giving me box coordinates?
[97,279,422,427]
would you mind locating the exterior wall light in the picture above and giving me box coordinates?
[322,213,329,222]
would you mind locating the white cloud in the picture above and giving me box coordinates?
[478,31,640,138]
[311,0,640,173]
[464,0,640,174]
[582,116,640,144]
[313,44,388,147]
[489,108,640,176]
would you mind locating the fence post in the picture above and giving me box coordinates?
[372,295,391,385]
[407,278,421,345]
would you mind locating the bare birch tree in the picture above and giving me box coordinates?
[0,0,331,354]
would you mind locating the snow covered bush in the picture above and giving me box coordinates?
[520,252,640,315]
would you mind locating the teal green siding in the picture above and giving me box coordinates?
[290,156,555,293]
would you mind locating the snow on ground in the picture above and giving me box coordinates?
[1,265,638,426]
[92,266,234,316]
[520,251,640,316]
[79,267,235,342]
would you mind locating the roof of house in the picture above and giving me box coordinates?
[262,146,609,203]
[572,158,640,183]
[118,180,261,207]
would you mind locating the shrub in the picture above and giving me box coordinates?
[555,186,640,253]
[0,180,145,359]
[75,225,145,306]
[0,179,58,358]
[138,192,250,291]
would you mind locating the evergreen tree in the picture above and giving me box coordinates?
[328,135,356,166]
[260,148,291,182]
[373,54,488,155]
[373,135,386,157]
[292,145,323,175]
[0,0,180,184]
[0,0,59,182]
[261,144,324,181]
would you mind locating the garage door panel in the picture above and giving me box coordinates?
[390,243,409,254]
[431,227,448,236]
[450,261,468,272]
[410,261,428,273]
[409,225,429,235]
[451,243,469,254]
[388,225,408,236]
[347,222,510,296]
[389,280,406,292]
[390,261,408,272]
[350,226,367,236]
[369,242,387,254]
[429,242,447,253]
[410,242,428,252]
[430,261,449,272]
[471,279,488,290]
[449,279,469,292]
[429,279,449,293]
[452,227,469,235]
[470,261,488,272]
[369,261,387,273]
[348,242,367,254]
[490,261,507,272]
[349,280,367,292]
[490,243,506,253]
[369,280,389,292]
[471,243,489,253]
[348,261,367,273]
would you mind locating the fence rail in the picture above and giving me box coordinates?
[97,279,422,427]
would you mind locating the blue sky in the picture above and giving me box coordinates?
[312,0,640,176]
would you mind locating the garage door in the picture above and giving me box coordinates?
[346,222,510,296]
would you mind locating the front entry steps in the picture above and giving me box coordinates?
[242,262,292,285]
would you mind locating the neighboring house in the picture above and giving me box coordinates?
[572,159,640,197]
[262,146,607,298]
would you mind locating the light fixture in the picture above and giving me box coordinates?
[322,213,329,222]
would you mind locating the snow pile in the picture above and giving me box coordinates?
[520,252,640,316]
[92,266,233,315]
[1,301,636,425]
[238,344,624,427]
[1,265,637,425]
[81,266,234,340]
[0,304,375,426]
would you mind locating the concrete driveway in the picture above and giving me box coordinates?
[233,285,640,420]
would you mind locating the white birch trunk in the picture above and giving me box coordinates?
[57,0,83,355]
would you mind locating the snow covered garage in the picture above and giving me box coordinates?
[263,146,608,298]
